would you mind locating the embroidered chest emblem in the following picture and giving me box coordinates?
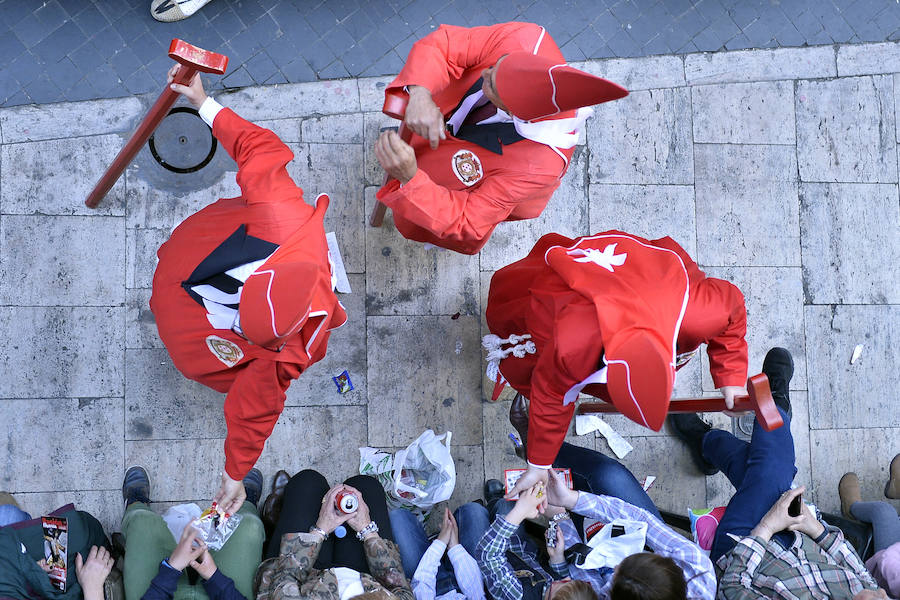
[206,335,244,367]
[568,243,628,272]
[451,149,483,186]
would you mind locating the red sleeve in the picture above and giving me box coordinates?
[211,108,303,207]
[389,23,548,97]
[526,348,576,467]
[376,167,560,254]
[698,278,749,387]
[222,360,299,480]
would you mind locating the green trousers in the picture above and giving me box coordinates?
[121,502,264,600]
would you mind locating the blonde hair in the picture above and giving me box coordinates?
[552,580,598,600]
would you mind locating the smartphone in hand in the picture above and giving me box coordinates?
[788,494,803,517]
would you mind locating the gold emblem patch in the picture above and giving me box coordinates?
[451,149,483,186]
[206,335,244,367]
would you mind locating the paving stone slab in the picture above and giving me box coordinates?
[810,428,900,515]
[702,267,807,391]
[694,144,800,266]
[479,146,589,272]
[482,399,528,489]
[126,228,169,289]
[684,46,835,86]
[619,435,707,513]
[837,42,900,77]
[255,405,369,494]
[367,315,482,447]
[301,113,364,144]
[796,76,897,183]
[799,183,900,304]
[255,118,303,143]
[0,398,123,493]
[287,143,365,274]
[571,55,685,91]
[11,490,123,539]
[358,76,395,113]
[589,184,696,257]
[0,96,142,143]
[285,274,366,407]
[219,79,360,122]
[588,87,693,185]
[0,215,125,306]
[126,288,162,349]
[449,444,484,508]
[692,80,795,144]
[125,172,239,231]
[125,438,225,503]
[0,134,126,216]
[0,307,123,398]
[805,305,900,431]
[365,188,480,316]
[125,348,226,441]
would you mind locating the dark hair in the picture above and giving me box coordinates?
[609,552,687,600]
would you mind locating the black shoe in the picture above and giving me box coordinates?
[668,414,718,476]
[484,479,504,511]
[123,466,151,507]
[509,394,529,460]
[762,347,793,419]
[243,468,263,507]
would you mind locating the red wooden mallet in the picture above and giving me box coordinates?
[577,373,785,431]
[369,89,410,226]
[85,39,228,208]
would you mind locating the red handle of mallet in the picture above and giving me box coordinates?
[369,90,411,226]
[85,39,228,209]
[578,373,784,431]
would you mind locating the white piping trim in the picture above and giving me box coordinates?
[249,268,309,340]
[549,145,568,175]
[547,64,564,115]
[543,232,691,367]
[304,309,329,358]
[532,27,546,54]
[606,358,649,428]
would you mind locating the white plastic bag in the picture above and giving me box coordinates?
[162,503,202,542]
[581,519,647,570]
[390,430,456,510]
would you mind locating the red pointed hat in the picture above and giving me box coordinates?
[603,330,674,431]
[495,51,628,121]
[239,195,332,350]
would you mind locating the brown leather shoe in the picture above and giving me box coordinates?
[509,394,529,460]
[261,470,290,537]
[886,453,900,499]
[0,492,19,508]
[839,472,862,519]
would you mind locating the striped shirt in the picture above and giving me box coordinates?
[717,526,880,599]
[412,539,486,600]
[560,493,717,599]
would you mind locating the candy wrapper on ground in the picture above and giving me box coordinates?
[193,504,242,551]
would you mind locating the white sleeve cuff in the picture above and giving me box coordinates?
[198,97,224,127]
[527,462,552,469]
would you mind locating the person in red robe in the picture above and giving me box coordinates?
[485,231,749,497]
[150,67,347,513]
[374,22,628,254]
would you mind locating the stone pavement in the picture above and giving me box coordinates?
[1,41,899,536]
[3,0,900,107]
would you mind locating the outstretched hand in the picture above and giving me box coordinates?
[214,472,246,515]
[505,465,549,500]
[167,65,208,108]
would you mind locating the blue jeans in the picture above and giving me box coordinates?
[0,505,31,527]
[390,502,490,595]
[705,407,797,563]
[554,442,661,520]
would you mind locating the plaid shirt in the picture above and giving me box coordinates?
[717,526,880,599]
[475,516,569,600]
[558,493,717,600]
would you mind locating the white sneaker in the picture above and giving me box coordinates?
[151,0,215,22]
